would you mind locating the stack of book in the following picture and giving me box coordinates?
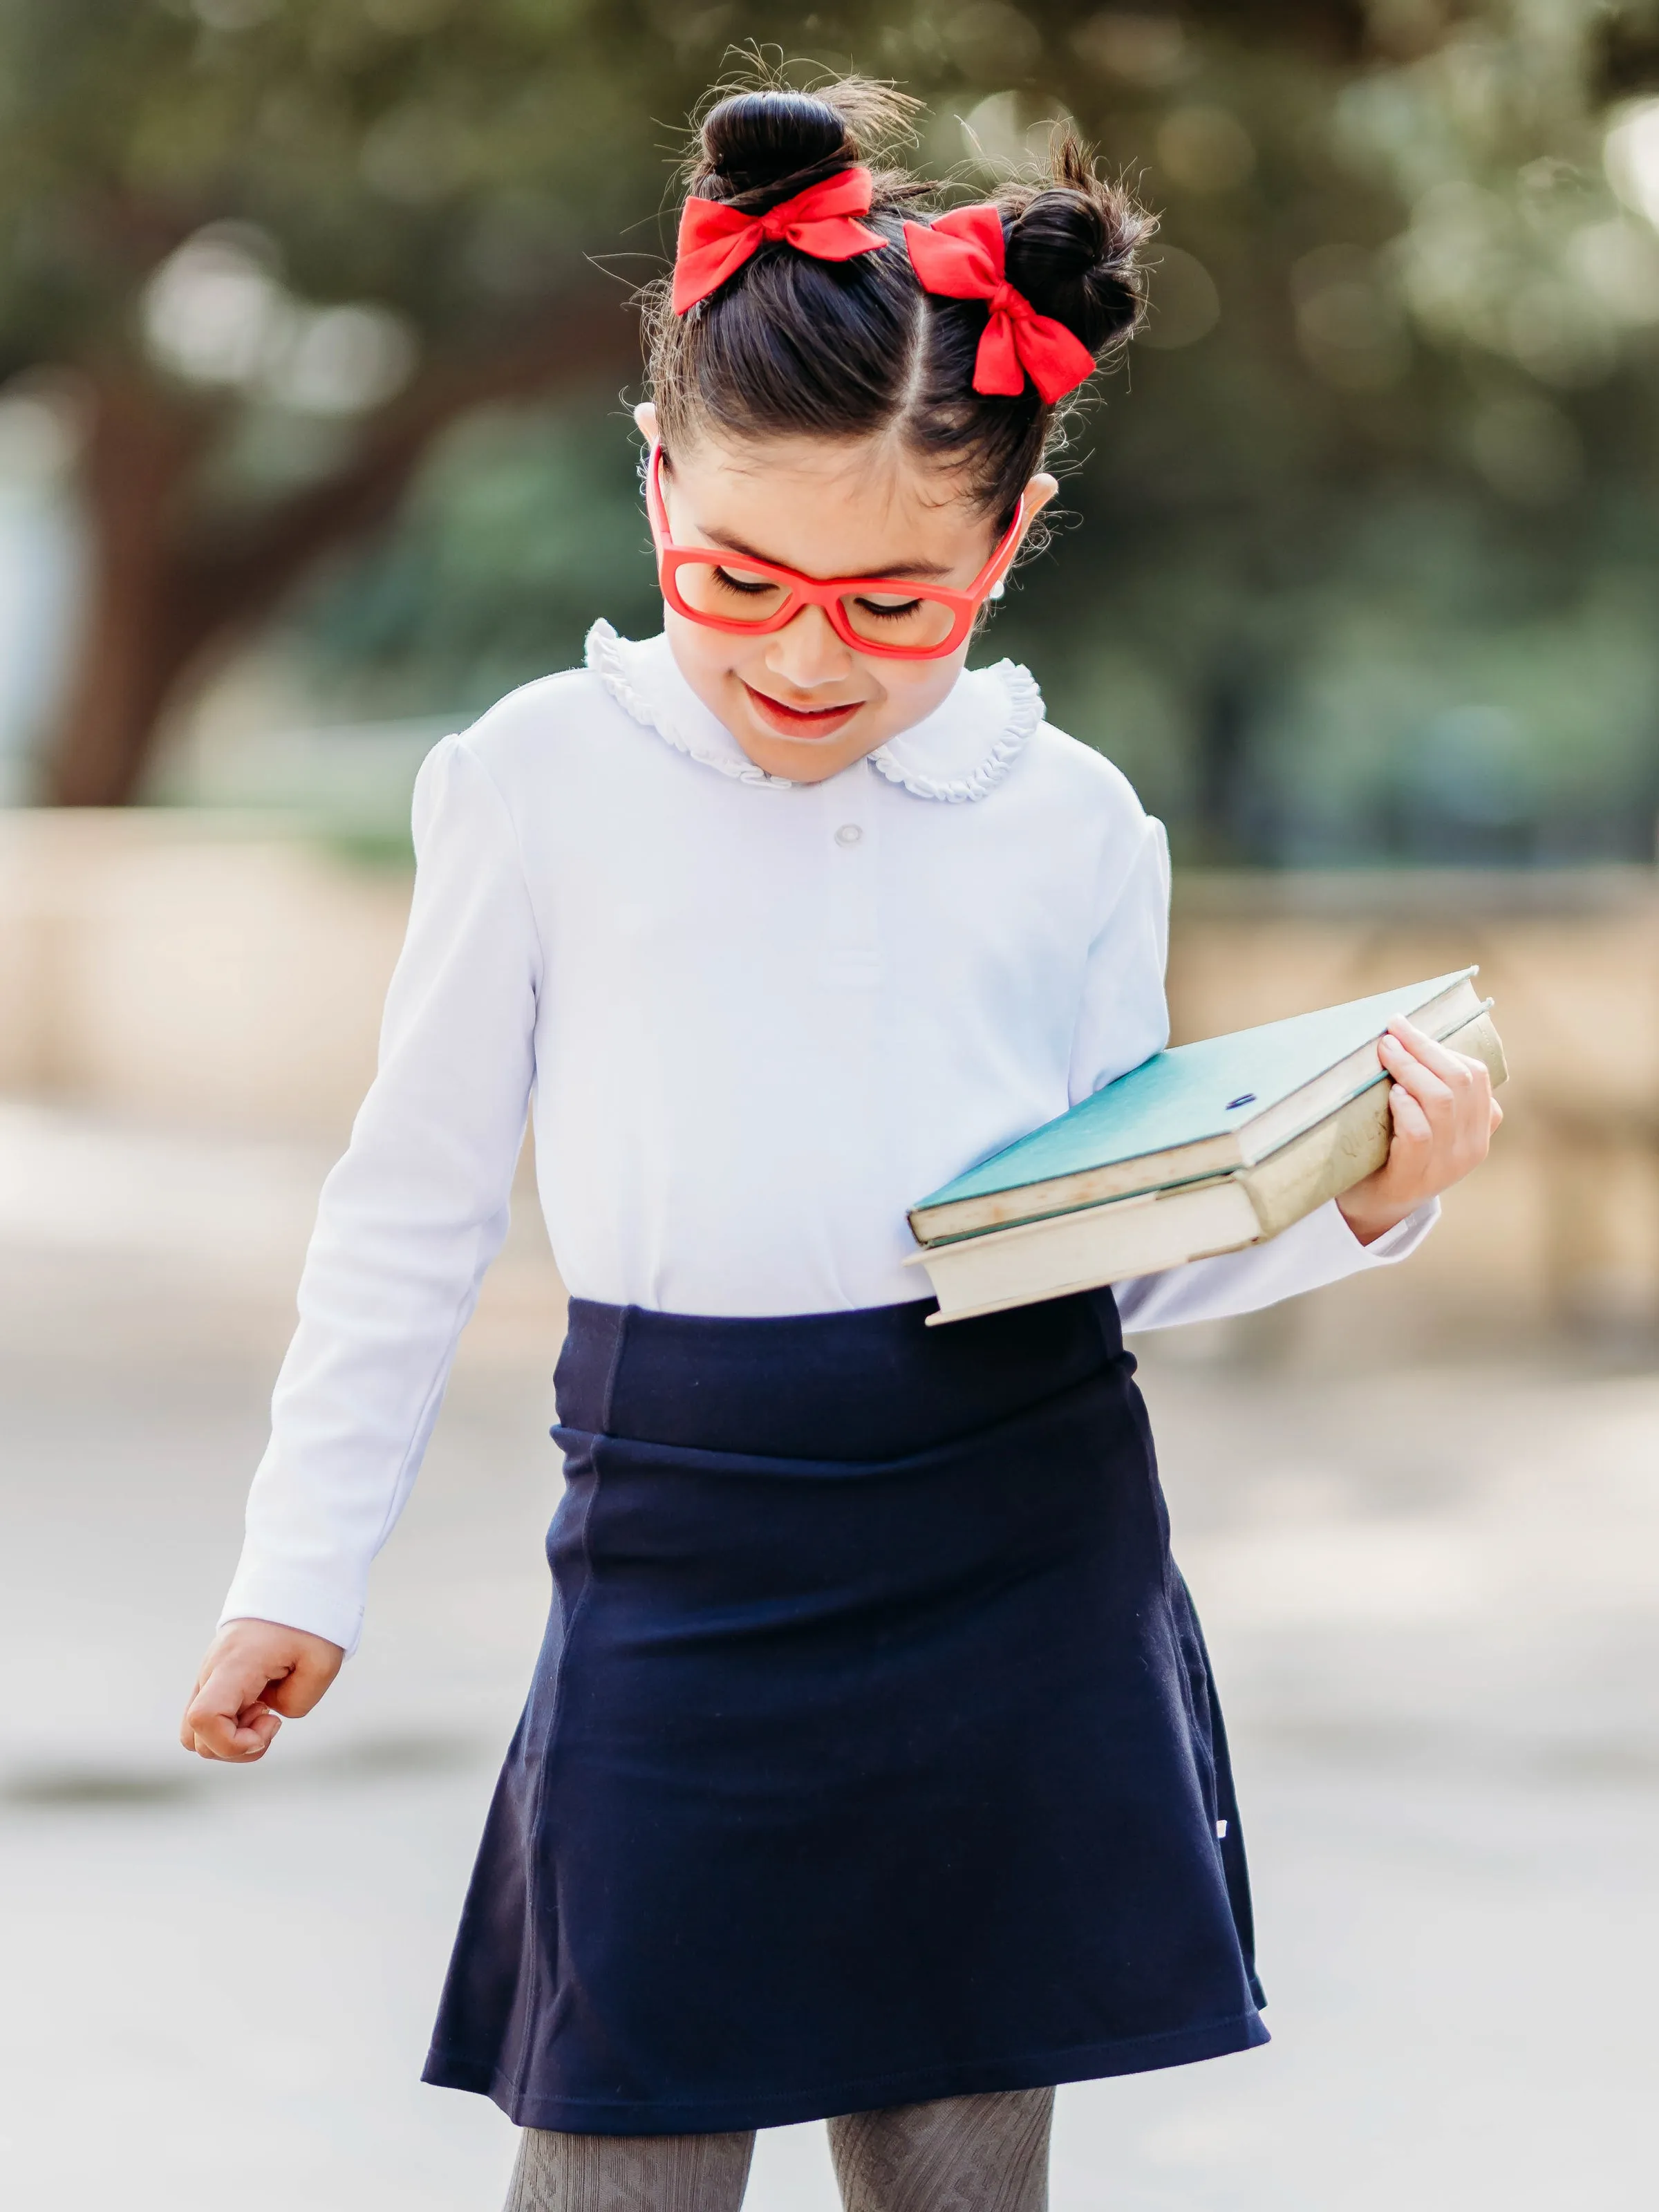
[906,968,1506,1325]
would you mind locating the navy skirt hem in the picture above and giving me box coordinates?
[422,2007,1270,2135]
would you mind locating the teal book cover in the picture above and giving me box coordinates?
[915,969,1475,1215]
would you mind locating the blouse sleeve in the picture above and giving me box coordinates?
[1112,1194,1438,1333]
[1069,800,1438,1337]
[1067,812,1172,1107]
[218,735,541,1655]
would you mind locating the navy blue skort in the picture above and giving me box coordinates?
[422,1289,1266,2133]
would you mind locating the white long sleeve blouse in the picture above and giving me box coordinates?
[221,625,1434,1651]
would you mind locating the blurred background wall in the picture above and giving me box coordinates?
[5,808,1657,1355]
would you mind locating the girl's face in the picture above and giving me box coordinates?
[635,402,1056,785]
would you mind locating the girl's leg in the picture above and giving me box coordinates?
[826,2088,1054,2212]
[504,2126,756,2212]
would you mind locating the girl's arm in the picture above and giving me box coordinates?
[185,733,541,1756]
[1112,1183,1435,1335]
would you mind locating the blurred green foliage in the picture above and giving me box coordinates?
[279,0,1659,863]
[7,1,1659,855]
[297,398,662,712]
[0,0,706,368]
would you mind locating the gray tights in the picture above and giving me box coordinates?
[503,2086,1054,2212]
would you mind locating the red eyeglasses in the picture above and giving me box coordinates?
[644,445,1025,661]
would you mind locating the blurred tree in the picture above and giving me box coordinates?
[0,0,906,801]
[971,0,1659,861]
[6,0,1659,830]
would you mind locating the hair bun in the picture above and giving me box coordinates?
[1002,136,1154,361]
[696,91,856,209]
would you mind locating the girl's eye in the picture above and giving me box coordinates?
[711,565,781,599]
[852,594,926,622]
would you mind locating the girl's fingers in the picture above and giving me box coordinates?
[190,1714,278,1761]
[1385,1015,1479,1084]
[1387,1078,1434,1152]
[183,1658,281,1761]
[1378,1031,1456,1116]
[1383,1029,1495,1166]
[187,1713,242,1760]
[180,1623,345,1762]
[1374,1017,1500,1203]
[1380,1047,1457,1167]
[235,1705,283,1755]
[263,1665,324,1719]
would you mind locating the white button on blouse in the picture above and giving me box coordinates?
[221,623,1436,1651]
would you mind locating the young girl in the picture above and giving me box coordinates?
[181,77,1499,2212]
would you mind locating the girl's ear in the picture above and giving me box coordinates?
[1022,473,1060,522]
[1003,473,1059,564]
[634,401,659,444]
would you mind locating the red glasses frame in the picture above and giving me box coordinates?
[644,445,1025,662]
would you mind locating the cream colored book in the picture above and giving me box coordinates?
[906,1004,1506,1327]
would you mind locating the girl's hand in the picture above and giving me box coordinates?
[1336,1015,1503,1247]
[179,1618,345,1763]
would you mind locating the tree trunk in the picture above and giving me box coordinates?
[44,301,639,806]
[46,382,213,807]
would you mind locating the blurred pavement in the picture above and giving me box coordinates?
[1,1102,1656,2211]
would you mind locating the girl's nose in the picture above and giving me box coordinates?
[764,601,856,688]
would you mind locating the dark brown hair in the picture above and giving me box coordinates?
[642,75,1156,534]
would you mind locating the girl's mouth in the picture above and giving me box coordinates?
[742,683,864,740]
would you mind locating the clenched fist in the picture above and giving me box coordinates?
[180,1617,344,1763]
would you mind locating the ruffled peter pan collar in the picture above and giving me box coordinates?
[583,621,1043,804]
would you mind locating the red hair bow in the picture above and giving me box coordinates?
[672,165,888,315]
[902,205,1096,404]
